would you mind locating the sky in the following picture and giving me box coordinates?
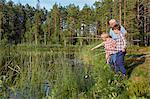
[8,0,99,10]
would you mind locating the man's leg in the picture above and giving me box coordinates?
[114,53,120,73]
[116,51,126,75]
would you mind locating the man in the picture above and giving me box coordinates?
[109,19,127,40]
[91,19,127,50]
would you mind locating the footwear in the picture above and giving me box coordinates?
[122,74,128,79]
[123,74,126,76]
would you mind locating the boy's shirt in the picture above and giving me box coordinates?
[104,38,117,56]
[115,33,127,52]
[109,26,127,39]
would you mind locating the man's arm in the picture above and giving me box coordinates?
[91,42,104,51]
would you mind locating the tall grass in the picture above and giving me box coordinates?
[0,43,126,98]
[0,43,149,98]
[0,44,89,98]
[78,44,129,98]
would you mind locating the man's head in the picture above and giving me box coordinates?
[101,33,110,41]
[109,19,117,28]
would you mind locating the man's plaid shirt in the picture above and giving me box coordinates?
[104,38,117,56]
[115,33,127,52]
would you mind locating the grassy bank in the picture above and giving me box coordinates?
[0,43,149,98]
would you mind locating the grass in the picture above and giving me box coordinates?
[0,43,149,98]
[125,46,150,98]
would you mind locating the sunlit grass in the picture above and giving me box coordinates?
[0,43,149,98]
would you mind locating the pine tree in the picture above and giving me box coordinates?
[59,6,68,45]
[33,10,42,45]
[137,0,150,45]
[80,4,93,36]
[94,0,113,33]
[7,0,16,44]
[66,4,79,44]
[45,12,51,44]
[126,0,140,43]
[0,3,3,41]
[93,1,103,34]
[111,0,120,21]
[50,3,61,44]
[24,4,34,44]
[0,0,149,45]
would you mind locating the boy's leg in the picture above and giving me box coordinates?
[110,53,119,73]
[116,51,126,75]
[112,54,117,70]
[109,54,116,71]
[109,55,114,70]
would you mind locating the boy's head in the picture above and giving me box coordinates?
[100,33,111,41]
[112,24,121,31]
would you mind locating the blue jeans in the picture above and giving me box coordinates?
[109,54,116,70]
[115,51,126,74]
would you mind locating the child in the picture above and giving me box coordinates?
[91,33,117,70]
[112,24,127,76]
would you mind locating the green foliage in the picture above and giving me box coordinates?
[0,43,150,98]
[0,0,150,98]
[50,64,78,98]
[127,77,150,98]
[126,0,140,41]
[79,43,128,98]
[0,0,149,45]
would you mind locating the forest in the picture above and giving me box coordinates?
[0,0,149,45]
[0,0,150,98]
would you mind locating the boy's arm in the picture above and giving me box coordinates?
[109,28,113,37]
[106,53,110,64]
[112,40,116,49]
[120,33,127,51]
[91,42,104,51]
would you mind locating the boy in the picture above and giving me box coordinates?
[109,19,127,40]
[91,33,117,70]
[112,24,127,76]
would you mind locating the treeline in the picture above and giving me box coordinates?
[0,0,149,45]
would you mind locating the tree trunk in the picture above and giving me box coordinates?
[0,4,3,41]
[124,0,126,27]
[106,16,108,33]
[119,0,122,25]
[137,0,140,21]
[96,21,100,35]
[144,4,147,46]
[35,29,38,45]
[44,31,46,45]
